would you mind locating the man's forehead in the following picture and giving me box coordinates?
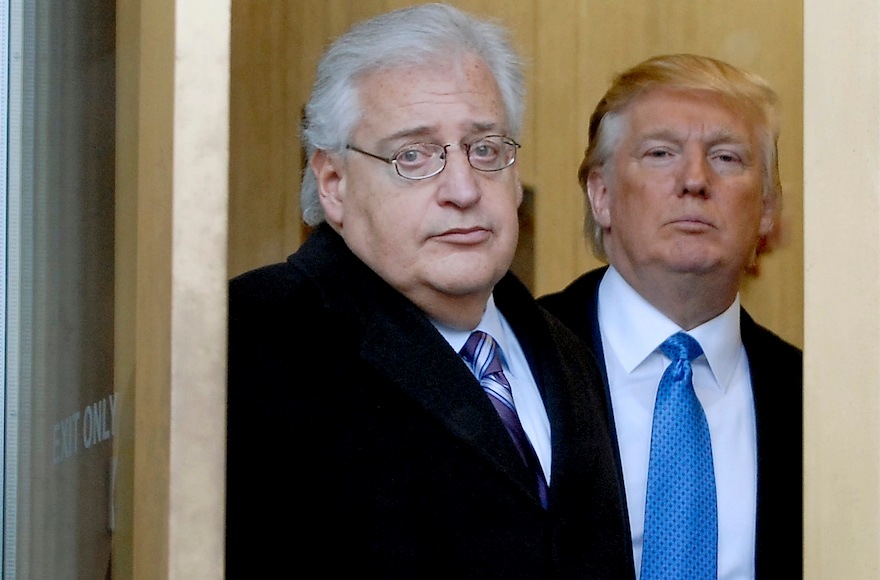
[623,87,760,140]
[352,58,508,145]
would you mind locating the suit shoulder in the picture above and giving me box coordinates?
[741,311,802,397]
[228,258,332,348]
[231,259,309,300]
[537,268,605,321]
[540,307,591,355]
[537,306,606,387]
[231,256,329,313]
[742,310,802,361]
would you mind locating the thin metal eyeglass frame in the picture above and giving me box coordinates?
[345,135,521,181]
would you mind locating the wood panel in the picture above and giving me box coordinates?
[228,2,303,276]
[533,0,593,292]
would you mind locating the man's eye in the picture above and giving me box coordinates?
[647,149,670,158]
[396,147,433,167]
[471,142,500,160]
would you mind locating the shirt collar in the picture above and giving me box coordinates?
[431,294,512,371]
[598,266,742,390]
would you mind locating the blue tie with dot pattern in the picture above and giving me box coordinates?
[640,332,717,579]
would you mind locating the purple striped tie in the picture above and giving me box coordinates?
[460,331,549,509]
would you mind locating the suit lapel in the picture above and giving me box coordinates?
[583,268,609,384]
[537,267,609,382]
[742,313,771,573]
[543,268,626,487]
[537,267,632,547]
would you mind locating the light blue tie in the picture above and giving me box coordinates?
[641,332,717,579]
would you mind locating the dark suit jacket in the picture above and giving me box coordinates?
[538,266,803,579]
[227,226,633,578]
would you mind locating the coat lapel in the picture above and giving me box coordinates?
[505,273,636,577]
[357,310,540,498]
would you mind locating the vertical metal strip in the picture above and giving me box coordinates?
[0,0,7,571]
[3,1,19,578]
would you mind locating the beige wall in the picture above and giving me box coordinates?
[804,0,880,576]
[228,0,804,348]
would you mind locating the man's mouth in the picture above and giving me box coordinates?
[432,226,492,244]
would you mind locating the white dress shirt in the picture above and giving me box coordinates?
[598,266,757,580]
[432,294,553,483]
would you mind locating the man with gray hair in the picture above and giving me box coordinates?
[540,54,802,579]
[227,4,631,577]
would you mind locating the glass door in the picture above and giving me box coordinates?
[2,1,115,578]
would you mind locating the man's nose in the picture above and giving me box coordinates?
[680,153,710,197]
[437,146,481,207]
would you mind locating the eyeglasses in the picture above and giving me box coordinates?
[346,135,521,180]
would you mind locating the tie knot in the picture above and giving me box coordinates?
[659,331,703,363]
[460,331,504,381]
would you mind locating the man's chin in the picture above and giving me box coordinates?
[656,246,727,275]
[663,257,750,282]
[430,274,504,299]
[666,260,719,275]
[423,252,512,291]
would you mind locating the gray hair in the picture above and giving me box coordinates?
[579,54,782,260]
[300,3,525,226]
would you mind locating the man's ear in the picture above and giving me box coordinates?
[312,150,346,227]
[758,193,778,239]
[587,167,612,228]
